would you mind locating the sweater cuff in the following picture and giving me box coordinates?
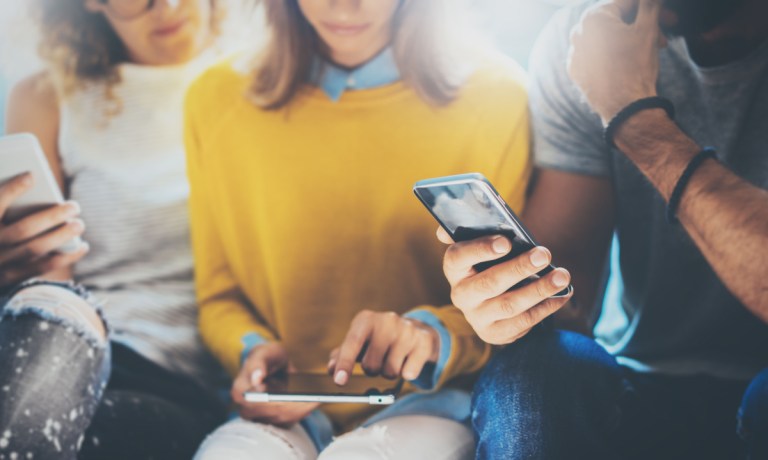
[240,332,269,366]
[403,309,452,390]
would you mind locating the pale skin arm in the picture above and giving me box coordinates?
[568,0,768,319]
[2,72,88,285]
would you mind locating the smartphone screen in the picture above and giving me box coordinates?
[263,373,402,397]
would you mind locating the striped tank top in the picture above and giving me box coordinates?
[58,55,225,389]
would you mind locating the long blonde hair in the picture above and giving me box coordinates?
[250,0,481,110]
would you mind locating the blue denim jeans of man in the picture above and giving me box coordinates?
[0,281,225,460]
[472,328,767,460]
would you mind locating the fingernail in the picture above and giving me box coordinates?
[65,201,81,217]
[70,219,85,230]
[553,270,569,288]
[492,237,511,254]
[251,369,263,385]
[334,370,348,385]
[530,248,549,267]
[404,371,417,381]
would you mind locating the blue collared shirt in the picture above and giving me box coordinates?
[310,47,401,102]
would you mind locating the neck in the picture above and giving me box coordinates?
[685,0,768,67]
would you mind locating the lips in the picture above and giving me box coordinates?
[153,19,188,37]
[321,22,371,36]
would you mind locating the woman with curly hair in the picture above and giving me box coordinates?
[0,1,230,458]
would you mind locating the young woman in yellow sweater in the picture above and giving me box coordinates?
[187,0,531,458]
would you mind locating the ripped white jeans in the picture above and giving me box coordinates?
[194,415,474,460]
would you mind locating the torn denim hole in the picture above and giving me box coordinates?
[0,279,110,338]
[0,306,107,351]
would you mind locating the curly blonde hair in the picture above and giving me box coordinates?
[30,0,222,97]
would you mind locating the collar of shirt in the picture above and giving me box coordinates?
[310,48,400,102]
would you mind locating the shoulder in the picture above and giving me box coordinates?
[186,56,252,112]
[7,71,59,130]
[529,1,595,82]
[6,71,66,186]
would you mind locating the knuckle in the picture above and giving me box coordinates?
[517,308,538,331]
[535,278,553,299]
[4,225,26,243]
[497,296,520,318]
[345,331,365,345]
[475,271,499,295]
[472,241,492,264]
[510,258,531,280]
[443,244,462,272]
[356,309,373,321]
[26,241,49,258]
[449,284,467,309]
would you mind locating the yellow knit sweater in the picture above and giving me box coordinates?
[184,56,531,431]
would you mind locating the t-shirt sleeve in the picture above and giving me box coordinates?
[529,6,612,177]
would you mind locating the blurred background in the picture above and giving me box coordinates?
[0,0,624,338]
[0,0,579,133]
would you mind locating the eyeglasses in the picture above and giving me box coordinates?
[98,0,156,20]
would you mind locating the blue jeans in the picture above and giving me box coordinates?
[472,328,768,460]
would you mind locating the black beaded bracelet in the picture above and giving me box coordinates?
[603,96,676,149]
[666,147,718,224]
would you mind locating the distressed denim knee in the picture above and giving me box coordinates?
[0,280,110,460]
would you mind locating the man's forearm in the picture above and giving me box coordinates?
[615,110,768,320]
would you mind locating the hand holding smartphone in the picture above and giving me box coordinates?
[414,173,572,297]
[0,133,87,289]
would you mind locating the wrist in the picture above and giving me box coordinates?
[600,90,658,126]
[614,110,700,199]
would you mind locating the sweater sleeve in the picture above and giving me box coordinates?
[184,80,278,377]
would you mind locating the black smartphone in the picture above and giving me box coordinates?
[413,172,572,297]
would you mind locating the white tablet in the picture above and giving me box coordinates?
[0,133,82,253]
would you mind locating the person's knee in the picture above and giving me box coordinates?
[4,284,107,342]
[472,329,618,433]
[194,418,317,460]
[319,416,473,460]
[739,368,768,443]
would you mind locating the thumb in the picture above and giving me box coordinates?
[611,0,639,23]
[635,0,662,29]
[246,343,288,386]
